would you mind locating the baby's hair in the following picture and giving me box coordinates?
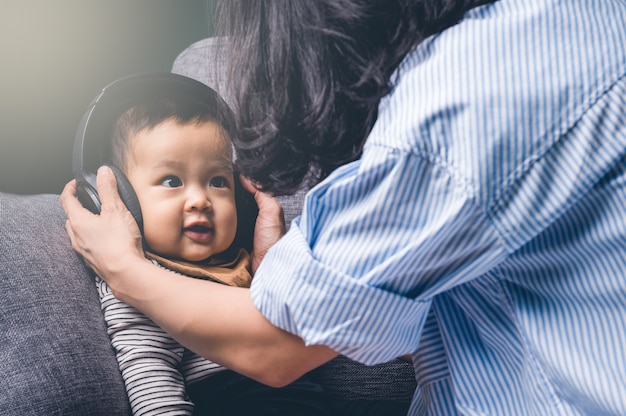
[110,91,237,173]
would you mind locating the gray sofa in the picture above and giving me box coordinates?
[0,38,416,415]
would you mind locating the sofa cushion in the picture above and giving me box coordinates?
[0,193,131,416]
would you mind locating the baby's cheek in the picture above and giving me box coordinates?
[222,212,238,248]
[141,227,159,252]
[142,221,173,254]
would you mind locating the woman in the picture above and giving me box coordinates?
[62,0,626,414]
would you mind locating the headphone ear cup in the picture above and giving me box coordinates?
[75,173,102,215]
[106,164,144,234]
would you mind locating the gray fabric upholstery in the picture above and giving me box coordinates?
[0,193,131,415]
[172,37,232,107]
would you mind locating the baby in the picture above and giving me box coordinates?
[86,74,327,415]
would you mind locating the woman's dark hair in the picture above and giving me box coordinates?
[215,0,495,196]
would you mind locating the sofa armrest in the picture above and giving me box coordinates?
[0,193,131,416]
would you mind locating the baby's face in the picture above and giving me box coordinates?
[125,119,237,262]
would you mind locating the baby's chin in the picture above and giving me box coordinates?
[178,252,214,263]
[147,241,231,264]
[149,247,214,264]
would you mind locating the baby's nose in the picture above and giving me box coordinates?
[185,189,211,211]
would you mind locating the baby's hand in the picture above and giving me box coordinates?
[240,175,286,273]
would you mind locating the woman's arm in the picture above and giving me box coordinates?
[112,256,336,386]
[60,166,337,386]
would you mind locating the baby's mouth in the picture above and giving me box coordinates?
[187,224,210,233]
[184,223,213,241]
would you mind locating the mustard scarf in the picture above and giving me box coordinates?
[144,249,252,288]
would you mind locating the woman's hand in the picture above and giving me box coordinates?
[240,175,286,273]
[59,166,144,281]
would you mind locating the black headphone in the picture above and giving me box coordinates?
[73,73,257,253]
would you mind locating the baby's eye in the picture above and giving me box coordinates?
[210,176,228,188]
[160,176,183,188]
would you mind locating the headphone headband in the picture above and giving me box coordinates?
[73,72,221,180]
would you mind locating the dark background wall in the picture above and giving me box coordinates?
[0,1,213,195]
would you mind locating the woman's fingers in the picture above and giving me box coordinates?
[95,166,124,213]
[240,175,285,227]
[59,178,89,221]
[59,166,144,279]
[240,175,286,272]
[239,175,258,194]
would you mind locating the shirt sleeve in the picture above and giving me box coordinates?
[96,276,194,416]
[251,145,508,365]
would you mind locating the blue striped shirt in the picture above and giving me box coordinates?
[251,0,626,414]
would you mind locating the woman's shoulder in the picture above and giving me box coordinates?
[373,0,624,163]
